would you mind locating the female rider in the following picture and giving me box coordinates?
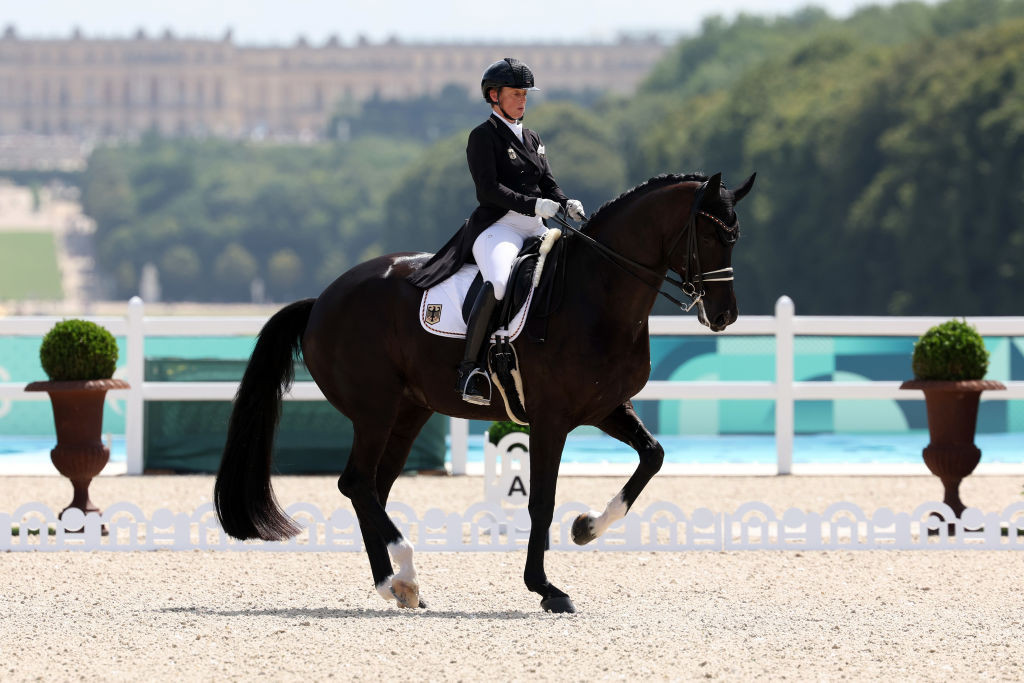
[409,57,585,405]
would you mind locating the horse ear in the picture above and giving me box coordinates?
[704,172,722,203]
[700,172,724,206]
[733,173,756,203]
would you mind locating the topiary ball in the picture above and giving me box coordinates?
[911,319,988,381]
[39,319,119,381]
[487,420,530,445]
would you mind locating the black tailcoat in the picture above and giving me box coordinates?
[408,114,568,289]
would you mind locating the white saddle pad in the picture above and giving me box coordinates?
[418,264,534,341]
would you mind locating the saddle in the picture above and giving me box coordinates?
[469,229,567,425]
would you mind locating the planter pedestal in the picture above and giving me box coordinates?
[900,380,1005,521]
[25,379,130,524]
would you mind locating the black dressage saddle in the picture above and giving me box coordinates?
[461,234,544,327]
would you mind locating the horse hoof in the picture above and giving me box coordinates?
[391,579,420,609]
[541,596,576,613]
[571,513,597,545]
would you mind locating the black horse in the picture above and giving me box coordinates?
[215,171,755,613]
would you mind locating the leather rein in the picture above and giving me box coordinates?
[547,181,737,313]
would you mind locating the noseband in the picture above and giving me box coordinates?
[550,181,737,313]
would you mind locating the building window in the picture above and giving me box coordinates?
[151,77,160,105]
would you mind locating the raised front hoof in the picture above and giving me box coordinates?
[391,579,420,609]
[570,513,597,545]
[541,596,576,614]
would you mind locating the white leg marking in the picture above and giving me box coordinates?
[387,538,417,585]
[376,577,396,602]
[590,492,629,538]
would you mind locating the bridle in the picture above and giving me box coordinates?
[548,180,738,314]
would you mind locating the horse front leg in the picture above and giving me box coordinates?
[522,421,575,613]
[571,401,663,546]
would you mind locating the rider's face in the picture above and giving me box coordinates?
[492,88,527,120]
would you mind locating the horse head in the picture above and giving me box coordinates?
[672,171,755,332]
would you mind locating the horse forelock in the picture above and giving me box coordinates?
[586,173,708,231]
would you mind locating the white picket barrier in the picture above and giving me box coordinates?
[5,499,1024,552]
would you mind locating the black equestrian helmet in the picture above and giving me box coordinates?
[481,58,539,102]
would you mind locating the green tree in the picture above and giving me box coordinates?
[267,248,303,299]
[159,244,202,300]
[315,250,350,289]
[383,134,475,254]
[213,243,258,300]
[83,135,421,300]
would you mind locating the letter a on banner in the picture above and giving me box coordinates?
[507,476,527,497]
[484,430,531,509]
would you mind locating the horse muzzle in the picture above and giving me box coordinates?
[697,301,736,332]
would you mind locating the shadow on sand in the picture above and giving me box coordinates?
[157,605,540,620]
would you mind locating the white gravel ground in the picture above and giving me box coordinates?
[3,473,1024,682]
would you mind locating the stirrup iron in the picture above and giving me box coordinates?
[460,367,492,406]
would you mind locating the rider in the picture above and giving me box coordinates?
[409,57,586,405]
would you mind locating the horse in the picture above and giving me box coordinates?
[215,170,755,613]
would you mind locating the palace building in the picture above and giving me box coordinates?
[0,26,667,140]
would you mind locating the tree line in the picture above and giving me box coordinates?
[79,0,1024,313]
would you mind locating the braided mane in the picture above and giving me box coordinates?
[585,173,708,229]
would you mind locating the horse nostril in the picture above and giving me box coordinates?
[714,311,733,328]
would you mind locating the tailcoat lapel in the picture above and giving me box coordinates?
[489,115,540,170]
[520,129,544,169]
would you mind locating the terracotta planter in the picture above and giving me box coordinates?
[25,379,130,521]
[900,379,1005,517]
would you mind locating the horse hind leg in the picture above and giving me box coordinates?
[338,407,432,609]
[364,403,435,608]
[572,401,663,546]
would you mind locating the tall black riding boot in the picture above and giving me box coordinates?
[456,282,498,405]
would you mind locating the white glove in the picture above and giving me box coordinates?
[534,198,560,219]
[566,199,585,221]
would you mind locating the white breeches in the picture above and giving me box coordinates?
[472,213,545,301]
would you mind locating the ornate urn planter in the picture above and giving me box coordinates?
[899,379,1005,516]
[901,319,1001,531]
[28,318,126,527]
[25,379,130,519]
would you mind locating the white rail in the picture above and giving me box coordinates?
[1,295,1022,475]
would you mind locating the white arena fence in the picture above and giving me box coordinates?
[5,500,1024,552]
[1,295,1022,475]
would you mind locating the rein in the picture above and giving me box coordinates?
[548,183,735,313]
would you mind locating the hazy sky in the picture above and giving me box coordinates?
[6,0,927,44]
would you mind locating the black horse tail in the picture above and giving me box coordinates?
[215,298,315,541]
